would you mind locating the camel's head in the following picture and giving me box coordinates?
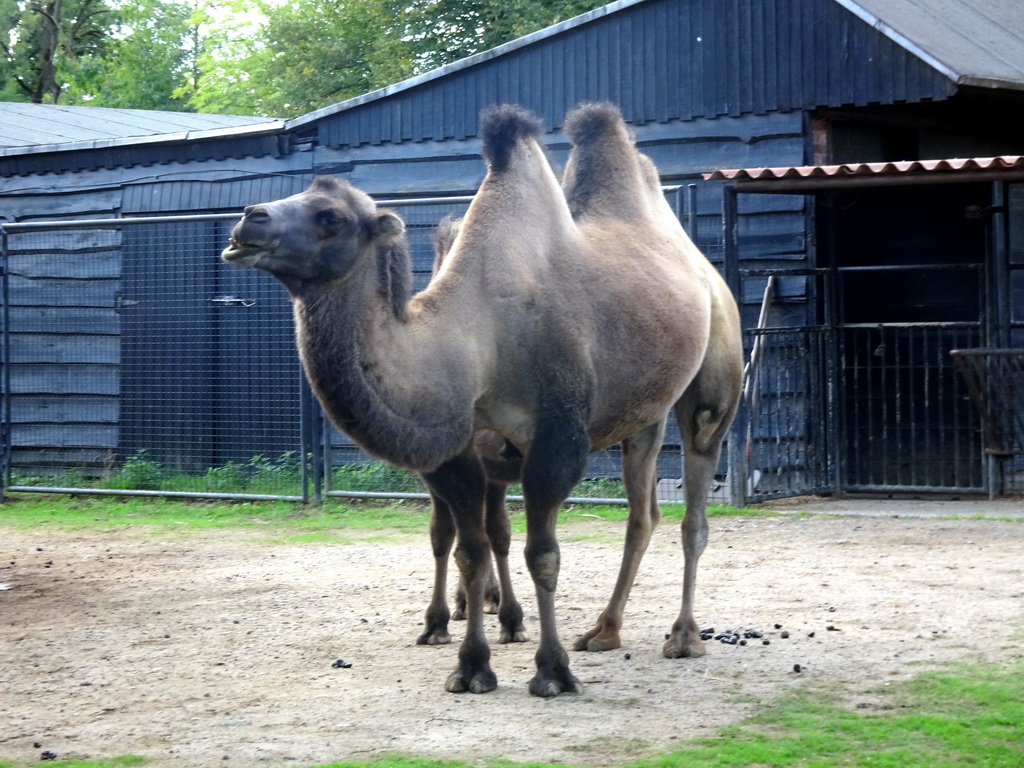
[222,176,407,294]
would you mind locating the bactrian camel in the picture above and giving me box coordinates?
[221,102,743,697]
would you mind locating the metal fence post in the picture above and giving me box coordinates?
[1,225,9,502]
[722,186,747,507]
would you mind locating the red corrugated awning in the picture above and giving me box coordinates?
[703,155,1024,192]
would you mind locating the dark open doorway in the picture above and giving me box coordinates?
[821,184,987,492]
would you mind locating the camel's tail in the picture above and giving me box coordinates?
[480,104,544,173]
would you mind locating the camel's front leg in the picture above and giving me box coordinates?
[417,492,454,645]
[575,421,665,652]
[422,453,496,693]
[523,421,588,697]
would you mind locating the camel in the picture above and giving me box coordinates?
[221,102,743,697]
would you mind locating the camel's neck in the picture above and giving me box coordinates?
[292,287,475,472]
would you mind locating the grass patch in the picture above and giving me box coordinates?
[0,757,145,768]
[0,492,765,538]
[0,493,432,536]
[650,660,1024,768]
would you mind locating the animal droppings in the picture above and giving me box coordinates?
[762,639,770,645]
[808,631,816,638]
[623,653,631,660]
[743,628,763,639]
[793,664,802,673]
[331,658,352,669]
[780,631,790,639]
[774,623,782,629]
[40,751,58,761]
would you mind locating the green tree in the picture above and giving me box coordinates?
[189,0,605,117]
[62,0,196,109]
[0,0,113,103]
[406,0,602,69]
[190,0,416,117]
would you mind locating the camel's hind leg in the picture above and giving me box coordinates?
[664,339,742,659]
[573,418,667,652]
[453,480,527,642]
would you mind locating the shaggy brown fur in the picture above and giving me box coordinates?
[221,102,742,697]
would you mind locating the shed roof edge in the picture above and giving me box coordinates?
[833,0,960,84]
[284,0,647,131]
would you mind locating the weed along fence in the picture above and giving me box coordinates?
[0,192,728,505]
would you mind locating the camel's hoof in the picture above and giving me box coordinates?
[483,600,499,615]
[662,633,706,659]
[572,627,621,652]
[451,607,466,621]
[417,628,452,646]
[528,671,582,698]
[499,628,529,644]
[445,666,498,694]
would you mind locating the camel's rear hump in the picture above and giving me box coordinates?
[562,102,664,223]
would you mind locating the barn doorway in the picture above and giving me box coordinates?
[821,184,988,492]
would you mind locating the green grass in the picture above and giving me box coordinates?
[0,492,767,541]
[0,493,434,538]
[0,757,145,768]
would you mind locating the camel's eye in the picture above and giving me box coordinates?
[316,209,354,235]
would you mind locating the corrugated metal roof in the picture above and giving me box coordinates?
[704,154,1024,190]
[839,0,1024,90]
[0,102,281,154]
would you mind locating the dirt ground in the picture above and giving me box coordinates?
[2,497,1023,767]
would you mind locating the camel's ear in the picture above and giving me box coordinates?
[372,210,405,238]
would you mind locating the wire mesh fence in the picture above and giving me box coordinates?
[1,188,726,505]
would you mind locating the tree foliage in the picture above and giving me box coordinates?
[406,0,601,70]
[0,0,112,103]
[189,0,417,117]
[63,0,196,109]
[1,0,606,114]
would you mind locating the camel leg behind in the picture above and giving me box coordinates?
[664,298,743,658]
[573,418,667,651]
[422,478,527,646]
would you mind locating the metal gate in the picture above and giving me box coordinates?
[739,269,834,503]
[740,266,986,501]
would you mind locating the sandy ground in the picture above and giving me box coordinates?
[1,496,1022,767]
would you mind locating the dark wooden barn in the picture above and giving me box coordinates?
[2,0,1022,499]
